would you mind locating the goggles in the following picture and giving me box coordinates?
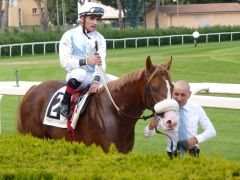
[89,7,104,14]
[80,7,104,17]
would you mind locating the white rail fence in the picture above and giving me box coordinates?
[0,81,239,108]
[0,32,240,57]
[0,81,239,109]
[189,83,240,109]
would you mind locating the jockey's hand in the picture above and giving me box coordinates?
[187,137,198,149]
[89,82,100,94]
[87,55,102,66]
[149,118,158,130]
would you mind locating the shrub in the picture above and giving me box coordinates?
[0,25,239,56]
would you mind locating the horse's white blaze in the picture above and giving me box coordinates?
[165,80,171,99]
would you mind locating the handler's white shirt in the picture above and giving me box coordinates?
[192,31,200,39]
[144,101,216,152]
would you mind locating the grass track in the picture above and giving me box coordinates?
[0,41,240,162]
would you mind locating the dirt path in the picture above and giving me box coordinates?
[0,60,57,66]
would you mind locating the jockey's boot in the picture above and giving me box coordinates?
[60,78,81,118]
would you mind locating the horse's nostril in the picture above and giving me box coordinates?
[166,120,172,125]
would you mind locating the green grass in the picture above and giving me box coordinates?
[0,41,240,162]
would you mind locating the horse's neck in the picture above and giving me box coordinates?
[113,81,145,118]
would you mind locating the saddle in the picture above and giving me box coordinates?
[68,86,92,129]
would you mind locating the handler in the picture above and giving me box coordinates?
[144,80,216,158]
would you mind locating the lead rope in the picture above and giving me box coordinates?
[155,127,174,153]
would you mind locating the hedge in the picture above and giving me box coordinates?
[0,25,240,56]
[0,134,239,179]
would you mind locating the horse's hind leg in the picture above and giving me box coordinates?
[18,104,46,138]
[18,86,47,138]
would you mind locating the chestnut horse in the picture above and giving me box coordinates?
[18,56,173,153]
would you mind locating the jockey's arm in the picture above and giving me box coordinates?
[59,31,88,72]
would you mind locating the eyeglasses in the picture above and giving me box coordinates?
[89,7,104,14]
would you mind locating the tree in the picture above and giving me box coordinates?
[34,0,49,30]
[48,0,79,26]
[4,0,8,27]
[42,0,49,30]
[116,0,124,29]
[78,0,90,5]
[154,0,160,29]
[0,0,4,28]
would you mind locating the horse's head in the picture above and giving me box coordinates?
[143,56,173,109]
[143,56,178,130]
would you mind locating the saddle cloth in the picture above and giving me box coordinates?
[43,86,90,128]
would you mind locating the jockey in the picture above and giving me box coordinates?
[59,2,107,119]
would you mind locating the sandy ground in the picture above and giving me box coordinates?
[0,60,57,66]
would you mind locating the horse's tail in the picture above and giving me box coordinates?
[17,85,37,134]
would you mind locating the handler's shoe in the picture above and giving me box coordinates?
[60,102,70,118]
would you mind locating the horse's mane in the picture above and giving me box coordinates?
[106,63,170,93]
[107,68,145,92]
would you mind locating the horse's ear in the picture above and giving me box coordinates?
[146,56,155,72]
[165,56,173,70]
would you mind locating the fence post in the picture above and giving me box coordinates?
[32,44,34,55]
[21,44,23,56]
[9,45,12,57]
[44,43,46,55]
[55,42,58,53]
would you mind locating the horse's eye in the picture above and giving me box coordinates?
[151,85,159,91]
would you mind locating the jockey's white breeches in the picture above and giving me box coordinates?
[66,68,118,89]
